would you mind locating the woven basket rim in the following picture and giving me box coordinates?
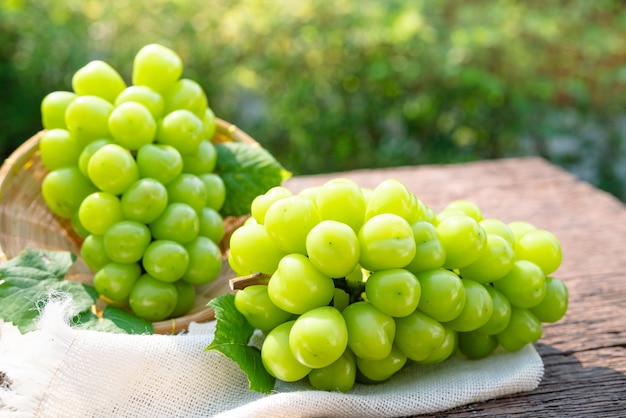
[0,118,256,334]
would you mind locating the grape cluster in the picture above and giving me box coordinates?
[39,44,226,321]
[230,178,568,392]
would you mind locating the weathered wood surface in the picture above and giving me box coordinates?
[284,157,626,417]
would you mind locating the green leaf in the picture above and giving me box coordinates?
[0,248,154,335]
[215,142,291,217]
[101,305,154,334]
[71,306,154,334]
[206,294,275,393]
[0,248,76,285]
[0,249,96,333]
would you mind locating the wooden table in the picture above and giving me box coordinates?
[284,157,626,417]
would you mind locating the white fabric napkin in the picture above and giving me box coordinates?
[0,298,543,418]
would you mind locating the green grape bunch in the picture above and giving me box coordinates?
[230,178,568,392]
[38,44,227,322]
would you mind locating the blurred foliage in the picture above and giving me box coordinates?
[2,0,626,199]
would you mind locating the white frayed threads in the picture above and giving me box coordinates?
[34,291,80,341]
[0,294,78,418]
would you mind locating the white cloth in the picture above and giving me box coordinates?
[0,299,543,418]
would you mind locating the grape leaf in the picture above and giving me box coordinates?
[74,306,154,334]
[0,249,96,333]
[100,305,153,334]
[215,142,291,217]
[206,294,275,393]
[0,248,154,335]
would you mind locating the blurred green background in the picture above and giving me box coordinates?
[2,0,626,200]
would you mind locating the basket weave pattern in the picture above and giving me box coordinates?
[0,119,254,334]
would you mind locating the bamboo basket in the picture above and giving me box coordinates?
[0,118,255,334]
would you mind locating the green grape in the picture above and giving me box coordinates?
[458,330,498,359]
[315,178,366,232]
[332,288,350,312]
[420,202,438,224]
[480,218,516,250]
[234,285,292,332]
[267,254,335,314]
[358,213,416,271]
[108,101,157,150]
[198,207,224,243]
[261,321,312,382]
[103,220,152,264]
[435,209,466,224]
[394,310,446,361]
[416,268,466,322]
[476,285,511,335]
[360,187,373,206]
[243,216,257,226]
[297,186,321,205]
[136,143,183,185]
[264,195,321,254]
[364,269,421,318]
[201,107,217,140]
[170,280,196,318]
[309,348,356,392]
[497,307,543,352]
[120,178,168,224]
[166,173,207,214]
[78,192,123,235]
[251,186,293,224]
[197,173,226,212]
[41,167,97,218]
[437,214,486,269]
[442,199,483,222]
[132,43,183,94]
[115,85,164,119]
[529,276,569,323]
[289,306,349,369]
[72,60,126,104]
[87,143,139,195]
[443,280,494,332]
[416,325,458,365]
[70,210,90,239]
[156,109,204,154]
[342,301,395,360]
[162,78,208,118]
[345,264,366,284]
[181,236,222,285]
[78,139,112,178]
[305,220,360,278]
[228,223,287,275]
[365,179,423,224]
[493,260,546,308]
[64,95,114,145]
[129,274,179,321]
[93,261,142,302]
[459,234,515,283]
[515,229,562,275]
[38,129,81,170]
[142,240,190,283]
[181,140,217,175]
[41,91,76,129]
[80,234,111,271]
[149,203,199,244]
[405,221,446,274]
[356,345,407,383]
[508,221,536,248]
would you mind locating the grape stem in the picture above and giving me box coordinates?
[229,272,270,291]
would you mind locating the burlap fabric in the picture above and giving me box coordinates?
[0,298,543,417]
